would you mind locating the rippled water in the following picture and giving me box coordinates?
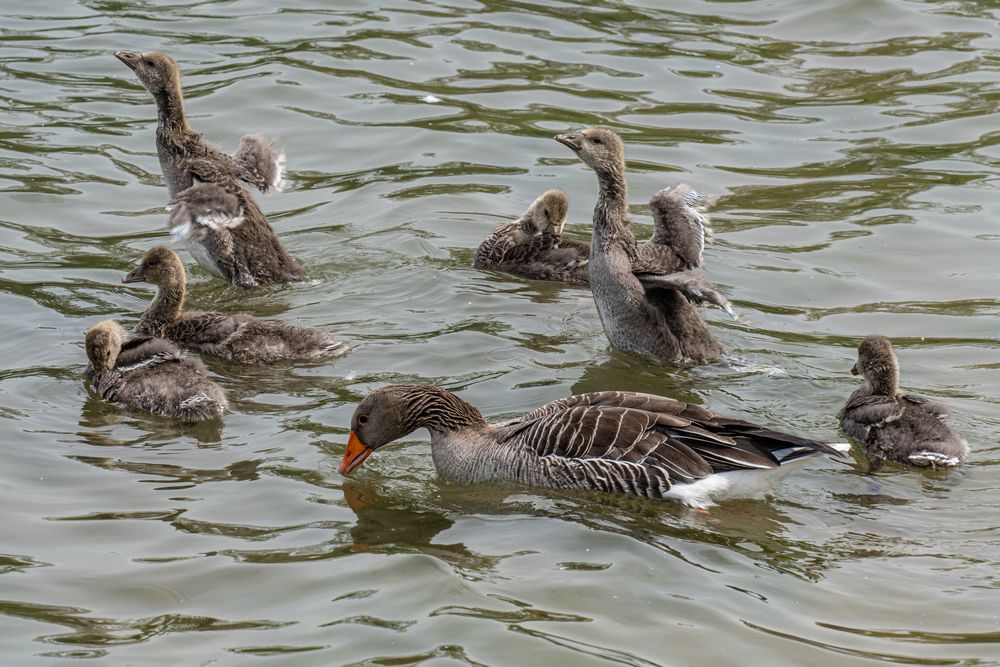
[2,0,999,664]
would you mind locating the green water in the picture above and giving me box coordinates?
[1,0,998,664]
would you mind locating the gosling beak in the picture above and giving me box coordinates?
[554,133,582,151]
[339,431,373,475]
[114,51,140,70]
[850,363,859,376]
[122,266,145,284]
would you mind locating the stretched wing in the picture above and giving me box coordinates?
[636,270,737,319]
[648,184,709,269]
[634,243,687,275]
[234,134,285,193]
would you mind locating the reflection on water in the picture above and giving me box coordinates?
[0,0,999,664]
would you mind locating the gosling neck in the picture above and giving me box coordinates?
[592,162,633,252]
[143,276,185,329]
[867,361,900,396]
[153,77,189,134]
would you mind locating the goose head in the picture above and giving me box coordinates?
[122,245,186,288]
[340,384,485,475]
[851,335,900,395]
[114,50,182,98]
[523,189,569,235]
[554,127,625,176]
[85,320,126,374]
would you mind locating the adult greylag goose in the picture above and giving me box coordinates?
[123,246,348,363]
[340,384,848,508]
[475,188,734,317]
[84,320,227,421]
[114,50,301,287]
[554,127,727,364]
[839,335,968,467]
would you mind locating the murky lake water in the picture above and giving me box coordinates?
[2,0,999,664]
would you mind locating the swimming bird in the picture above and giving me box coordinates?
[554,127,727,364]
[340,384,847,508]
[123,246,348,364]
[475,188,734,317]
[474,189,588,282]
[839,335,968,467]
[84,320,227,421]
[114,50,301,287]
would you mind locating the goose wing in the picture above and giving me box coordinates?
[167,182,244,283]
[233,134,285,193]
[838,394,902,442]
[634,243,687,275]
[170,311,246,347]
[648,184,709,268]
[636,270,737,319]
[502,392,833,492]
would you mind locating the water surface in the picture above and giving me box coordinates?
[1,0,999,664]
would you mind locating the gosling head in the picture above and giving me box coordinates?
[122,246,186,287]
[85,320,126,374]
[114,50,181,98]
[522,189,569,235]
[554,127,626,176]
[851,335,900,395]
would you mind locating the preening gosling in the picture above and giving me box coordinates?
[839,335,968,467]
[123,246,348,364]
[114,50,301,287]
[84,320,227,421]
[341,384,848,508]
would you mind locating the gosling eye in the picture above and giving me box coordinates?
[358,414,369,425]
[146,260,159,268]
[591,137,602,144]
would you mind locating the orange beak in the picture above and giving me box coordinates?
[339,431,373,475]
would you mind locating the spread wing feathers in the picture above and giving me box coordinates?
[634,243,687,275]
[636,270,737,319]
[649,184,709,268]
[234,134,285,193]
[505,391,838,487]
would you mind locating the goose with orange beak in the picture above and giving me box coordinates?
[338,383,848,508]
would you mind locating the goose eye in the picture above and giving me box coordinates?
[358,414,369,425]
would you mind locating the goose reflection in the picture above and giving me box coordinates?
[340,479,493,570]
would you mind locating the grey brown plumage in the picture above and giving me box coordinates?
[123,246,347,364]
[114,50,301,287]
[839,335,968,467]
[553,127,727,365]
[84,320,227,421]
[476,187,734,317]
[341,384,847,508]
